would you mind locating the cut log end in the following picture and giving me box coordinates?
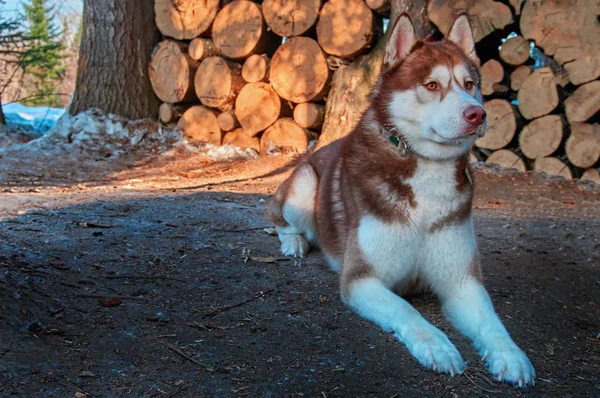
[293,103,326,129]
[154,0,219,40]
[212,0,279,60]
[564,81,600,124]
[241,54,270,83]
[262,0,321,37]
[194,56,244,111]
[581,168,600,184]
[159,103,191,124]
[270,36,330,103]
[223,128,260,153]
[480,59,504,96]
[365,0,390,15]
[534,157,573,180]
[517,67,559,120]
[177,106,222,145]
[217,110,239,132]
[485,150,526,172]
[261,118,309,155]
[316,0,375,58]
[149,40,197,104]
[188,38,219,61]
[499,35,530,66]
[519,115,563,160]
[235,82,282,137]
[510,65,531,91]
[475,99,516,150]
[565,123,600,169]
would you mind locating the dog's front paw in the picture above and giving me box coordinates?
[402,325,465,376]
[280,234,309,258]
[481,340,535,387]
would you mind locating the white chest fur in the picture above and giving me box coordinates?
[356,158,473,286]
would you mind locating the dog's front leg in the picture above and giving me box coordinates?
[441,276,535,387]
[342,256,465,376]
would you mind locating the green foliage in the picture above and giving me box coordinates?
[20,0,66,106]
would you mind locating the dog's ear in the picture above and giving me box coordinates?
[383,13,416,72]
[447,13,480,66]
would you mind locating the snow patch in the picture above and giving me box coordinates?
[167,136,259,161]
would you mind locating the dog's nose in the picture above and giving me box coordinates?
[463,106,487,127]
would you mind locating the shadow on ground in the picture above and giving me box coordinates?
[0,188,598,397]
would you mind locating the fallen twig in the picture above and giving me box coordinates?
[75,294,144,300]
[463,371,500,394]
[205,289,275,316]
[106,275,187,282]
[166,344,213,372]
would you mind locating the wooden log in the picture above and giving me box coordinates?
[294,103,325,129]
[217,110,239,132]
[318,0,432,148]
[427,0,513,43]
[517,67,558,120]
[235,82,283,137]
[270,37,330,103]
[581,168,600,184]
[177,106,222,145]
[485,150,526,172]
[510,65,531,91]
[565,123,600,169]
[518,115,563,160]
[260,118,309,155]
[534,157,573,180]
[159,103,191,124]
[241,54,270,83]
[499,35,530,66]
[154,0,219,40]
[520,0,600,85]
[564,81,600,124]
[194,56,244,111]
[480,59,504,96]
[316,0,375,58]
[188,38,219,62]
[475,99,516,150]
[223,128,260,152]
[365,0,390,15]
[212,0,279,60]
[148,40,197,104]
[509,0,525,15]
[262,0,322,37]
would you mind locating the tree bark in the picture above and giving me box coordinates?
[70,0,161,119]
[318,0,431,148]
[0,93,6,125]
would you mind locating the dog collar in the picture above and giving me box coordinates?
[382,125,412,156]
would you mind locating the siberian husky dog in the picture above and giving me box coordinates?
[266,13,535,387]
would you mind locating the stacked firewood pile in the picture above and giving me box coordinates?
[149,0,599,183]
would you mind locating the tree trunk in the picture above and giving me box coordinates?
[70,0,161,119]
[318,0,430,148]
[0,93,6,125]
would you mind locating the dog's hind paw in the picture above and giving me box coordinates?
[402,325,465,376]
[280,234,309,258]
[482,342,535,387]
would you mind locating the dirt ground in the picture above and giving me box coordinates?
[0,152,598,397]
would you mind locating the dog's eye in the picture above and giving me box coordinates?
[425,82,439,91]
[464,81,474,90]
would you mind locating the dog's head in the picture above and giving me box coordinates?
[373,13,486,160]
